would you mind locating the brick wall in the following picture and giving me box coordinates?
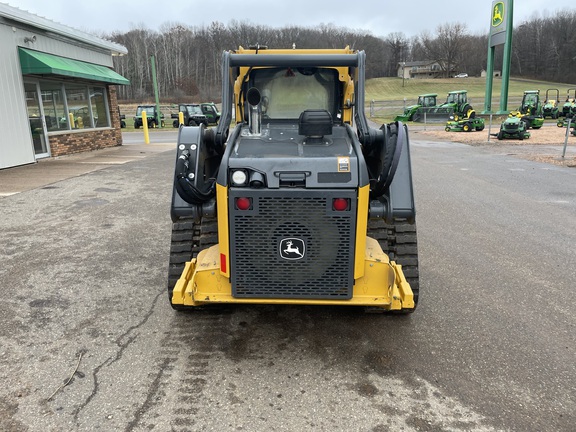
[48,86,123,157]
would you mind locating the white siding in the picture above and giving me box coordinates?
[0,23,34,168]
[0,16,120,168]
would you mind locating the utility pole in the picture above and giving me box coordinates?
[150,54,162,128]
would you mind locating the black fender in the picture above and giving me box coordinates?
[365,122,416,223]
[171,125,220,222]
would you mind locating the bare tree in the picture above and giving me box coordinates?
[419,22,468,77]
[107,11,576,103]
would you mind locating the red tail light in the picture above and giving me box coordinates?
[332,198,350,211]
[235,197,252,210]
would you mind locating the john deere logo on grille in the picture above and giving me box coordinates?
[280,238,305,260]
[492,2,504,27]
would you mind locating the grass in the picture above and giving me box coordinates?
[365,76,576,102]
[118,76,574,128]
[365,76,576,123]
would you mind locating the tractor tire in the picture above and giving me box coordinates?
[445,126,451,132]
[476,125,485,131]
[463,123,471,132]
[134,123,140,129]
[167,216,218,310]
[367,219,419,312]
[497,131,503,140]
[150,120,157,129]
[187,119,197,126]
[518,133,524,141]
[412,112,421,122]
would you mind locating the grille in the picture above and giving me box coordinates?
[230,190,356,299]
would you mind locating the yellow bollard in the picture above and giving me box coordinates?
[142,111,150,144]
[68,112,75,128]
[179,111,184,126]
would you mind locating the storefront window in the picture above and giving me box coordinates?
[40,82,67,131]
[90,86,109,127]
[65,84,91,129]
[36,80,111,132]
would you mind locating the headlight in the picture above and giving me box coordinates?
[231,169,248,186]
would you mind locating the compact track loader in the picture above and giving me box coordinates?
[168,46,418,313]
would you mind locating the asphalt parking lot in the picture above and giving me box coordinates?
[1,129,575,431]
[0,137,175,197]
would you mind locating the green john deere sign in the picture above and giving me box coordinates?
[484,0,514,114]
[490,0,509,44]
[492,2,504,27]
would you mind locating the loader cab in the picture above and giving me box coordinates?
[521,91,540,115]
[444,91,467,106]
[417,94,437,107]
[238,66,343,125]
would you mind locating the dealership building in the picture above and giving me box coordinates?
[0,3,129,169]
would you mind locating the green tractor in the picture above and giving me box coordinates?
[509,90,544,129]
[394,93,437,122]
[542,88,560,119]
[497,117,530,140]
[413,90,475,123]
[445,116,485,132]
[559,88,576,118]
[440,90,475,119]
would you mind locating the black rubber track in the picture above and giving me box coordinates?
[367,219,420,310]
[167,217,218,310]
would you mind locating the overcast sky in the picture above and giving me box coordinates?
[4,0,576,39]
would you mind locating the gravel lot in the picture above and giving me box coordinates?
[412,121,576,167]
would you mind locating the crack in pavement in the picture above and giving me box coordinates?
[71,288,165,425]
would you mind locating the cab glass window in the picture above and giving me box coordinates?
[251,67,338,120]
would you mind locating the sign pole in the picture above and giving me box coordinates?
[499,0,514,113]
[484,0,513,114]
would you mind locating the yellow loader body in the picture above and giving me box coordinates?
[172,237,414,311]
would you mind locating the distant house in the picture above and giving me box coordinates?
[481,69,502,78]
[397,61,455,79]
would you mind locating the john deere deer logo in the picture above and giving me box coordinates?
[492,2,504,27]
[280,238,305,260]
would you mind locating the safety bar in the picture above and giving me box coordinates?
[228,54,360,68]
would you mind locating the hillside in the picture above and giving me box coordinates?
[365,76,575,102]
[365,76,576,122]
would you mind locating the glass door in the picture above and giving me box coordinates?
[24,81,50,158]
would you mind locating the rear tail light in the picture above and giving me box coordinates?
[235,197,252,210]
[332,198,350,211]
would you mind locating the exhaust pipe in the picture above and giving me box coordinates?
[246,87,261,135]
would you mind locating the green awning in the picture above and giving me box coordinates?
[18,48,130,85]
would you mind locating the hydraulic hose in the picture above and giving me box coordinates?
[175,149,217,205]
